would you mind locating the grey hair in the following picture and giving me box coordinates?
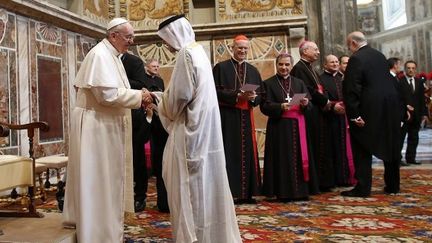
[145,58,159,65]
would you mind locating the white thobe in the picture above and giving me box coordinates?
[63,39,142,243]
[157,17,242,243]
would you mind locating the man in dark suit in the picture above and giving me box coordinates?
[342,31,401,197]
[388,57,410,166]
[400,60,428,165]
[121,52,153,212]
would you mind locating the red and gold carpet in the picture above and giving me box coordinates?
[16,166,432,242]
[122,167,432,242]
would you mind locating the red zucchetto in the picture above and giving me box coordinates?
[234,35,249,42]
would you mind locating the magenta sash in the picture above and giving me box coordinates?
[281,105,309,182]
[344,116,356,185]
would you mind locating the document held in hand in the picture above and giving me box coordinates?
[288,93,307,106]
[240,83,259,92]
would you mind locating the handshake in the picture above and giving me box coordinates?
[141,88,158,116]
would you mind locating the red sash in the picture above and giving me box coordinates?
[281,105,309,182]
[333,101,356,185]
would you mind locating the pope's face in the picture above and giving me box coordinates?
[111,23,134,53]
[232,40,249,61]
[276,57,292,77]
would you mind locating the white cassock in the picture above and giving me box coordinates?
[157,17,242,243]
[63,38,142,243]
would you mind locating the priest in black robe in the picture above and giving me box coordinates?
[290,41,327,194]
[320,54,356,187]
[213,35,262,203]
[142,58,169,212]
[260,53,315,201]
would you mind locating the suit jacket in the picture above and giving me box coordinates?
[121,53,151,143]
[391,74,408,122]
[400,76,427,124]
[121,52,147,90]
[343,45,401,161]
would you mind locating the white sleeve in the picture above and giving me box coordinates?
[91,86,142,109]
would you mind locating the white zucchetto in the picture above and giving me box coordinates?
[107,18,128,31]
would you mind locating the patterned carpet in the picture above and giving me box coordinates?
[2,166,430,242]
[118,166,432,243]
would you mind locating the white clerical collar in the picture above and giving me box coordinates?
[324,69,338,76]
[390,71,397,77]
[232,57,246,64]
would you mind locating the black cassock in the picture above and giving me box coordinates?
[260,74,317,200]
[320,71,355,186]
[291,60,327,192]
[213,58,262,199]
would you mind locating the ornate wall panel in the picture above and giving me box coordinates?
[83,0,111,22]
[0,10,18,154]
[29,20,69,156]
[37,56,63,142]
[128,0,190,30]
[380,36,415,64]
[217,0,304,22]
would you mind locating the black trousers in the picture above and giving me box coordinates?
[400,121,420,163]
[351,138,372,195]
[151,129,169,211]
[351,137,400,194]
[132,131,148,202]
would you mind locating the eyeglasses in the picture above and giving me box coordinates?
[115,32,134,41]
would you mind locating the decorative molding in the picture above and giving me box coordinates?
[35,22,62,45]
[0,0,105,39]
[0,9,7,44]
[217,0,304,22]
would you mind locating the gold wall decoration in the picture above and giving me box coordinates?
[218,0,303,21]
[137,43,176,66]
[129,0,183,21]
[83,0,110,19]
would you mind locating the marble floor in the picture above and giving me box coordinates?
[374,127,432,164]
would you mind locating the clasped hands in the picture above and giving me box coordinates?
[281,97,309,111]
[141,88,157,116]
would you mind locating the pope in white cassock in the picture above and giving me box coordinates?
[156,15,242,243]
[63,18,152,242]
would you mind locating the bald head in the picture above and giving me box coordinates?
[346,31,367,53]
[299,41,320,63]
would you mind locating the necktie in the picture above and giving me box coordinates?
[409,78,415,93]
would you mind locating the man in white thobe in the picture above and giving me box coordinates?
[157,15,242,243]
[63,18,152,242]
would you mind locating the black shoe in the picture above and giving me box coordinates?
[234,198,257,204]
[134,200,146,212]
[158,207,170,213]
[384,187,400,194]
[400,161,410,167]
[407,161,421,165]
[341,189,370,197]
